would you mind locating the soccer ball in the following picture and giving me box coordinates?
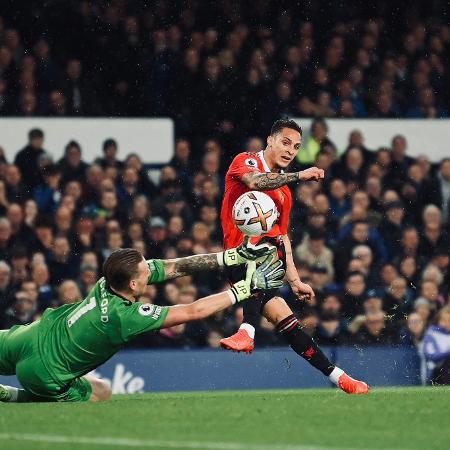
[232,191,278,236]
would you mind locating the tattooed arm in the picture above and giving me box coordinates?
[162,253,220,280]
[241,167,324,191]
[158,238,276,281]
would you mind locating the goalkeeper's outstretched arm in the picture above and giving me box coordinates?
[153,237,276,281]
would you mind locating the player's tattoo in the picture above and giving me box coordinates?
[163,254,219,280]
[242,172,299,191]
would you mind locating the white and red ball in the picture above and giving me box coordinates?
[232,191,278,237]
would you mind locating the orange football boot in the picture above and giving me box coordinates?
[220,329,254,353]
[338,373,369,394]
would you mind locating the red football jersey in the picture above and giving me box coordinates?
[221,151,293,249]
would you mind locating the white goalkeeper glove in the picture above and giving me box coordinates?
[228,257,286,304]
[219,236,276,267]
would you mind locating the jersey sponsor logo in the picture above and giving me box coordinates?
[138,304,155,316]
[244,158,258,168]
[67,297,96,327]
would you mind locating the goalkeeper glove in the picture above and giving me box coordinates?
[219,236,276,267]
[228,257,286,304]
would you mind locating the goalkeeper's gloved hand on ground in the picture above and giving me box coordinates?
[228,256,286,304]
[220,236,276,267]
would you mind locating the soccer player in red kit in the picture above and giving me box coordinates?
[219,119,369,394]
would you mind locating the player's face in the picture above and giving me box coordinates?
[267,128,301,169]
[129,258,150,298]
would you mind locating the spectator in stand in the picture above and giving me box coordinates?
[423,159,450,224]
[336,220,387,282]
[341,271,367,319]
[296,118,335,167]
[419,221,450,259]
[57,279,82,305]
[384,276,412,325]
[328,179,351,222]
[58,140,89,186]
[1,290,37,328]
[354,311,394,345]
[295,227,334,282]
[379,201,406,257]
[14,128,46,194]
[95,138,124,171]
[399,312,426,348]
[0,260,14,316]
[31,262,53,310]
[423,306,450,384]
[5,164,27,203]
[61,58,98,116]
[124,153,156,196]
[0,218,14,261]
[389,135,416,186]
[47,235,78,285]
[407,86,448,118]
[33,164,62,214]
[315,293,351,345]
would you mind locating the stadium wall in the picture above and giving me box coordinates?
[1,118,449,164]
[0,118,174,164]
[0,347,421,394]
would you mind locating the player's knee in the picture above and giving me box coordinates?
[263,296,292,324]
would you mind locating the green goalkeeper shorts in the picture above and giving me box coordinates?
[0,322,92,402]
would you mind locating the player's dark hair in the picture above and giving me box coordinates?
[103,248,143,292]
[270,119,302,137]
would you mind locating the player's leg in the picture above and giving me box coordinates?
[83,375,112,401]
[220,263,259,353]
[220,237,283,353]
[1,376,111,403]
[0,384,50,402]
[220,297,260,353]
[0,326,51,402]
[263,296,369,394]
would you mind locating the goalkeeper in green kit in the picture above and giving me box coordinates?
[0,239,283,402]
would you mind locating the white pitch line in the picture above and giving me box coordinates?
[0,433,408,450]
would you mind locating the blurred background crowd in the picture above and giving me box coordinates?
[1,0,450,151]
[1,0,450,383]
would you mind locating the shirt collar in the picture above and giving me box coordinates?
[257,150,284,174]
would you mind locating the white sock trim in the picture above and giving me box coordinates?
[239,323,255,339]
[328,366,344,385]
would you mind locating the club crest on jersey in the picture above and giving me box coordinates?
[245,158,257,168]
[138,304,155,316]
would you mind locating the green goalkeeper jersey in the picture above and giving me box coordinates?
[36,259,169,385]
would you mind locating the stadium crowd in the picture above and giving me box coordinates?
[1,0,450,150]
[0,123,448,367]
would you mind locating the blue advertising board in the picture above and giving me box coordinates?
[0,346,421,394]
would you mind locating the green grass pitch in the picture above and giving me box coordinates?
[1,387,449,450]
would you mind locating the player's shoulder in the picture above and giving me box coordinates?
[230,152,261,169]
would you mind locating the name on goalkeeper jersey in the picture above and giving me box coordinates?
[99,279,109,323]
